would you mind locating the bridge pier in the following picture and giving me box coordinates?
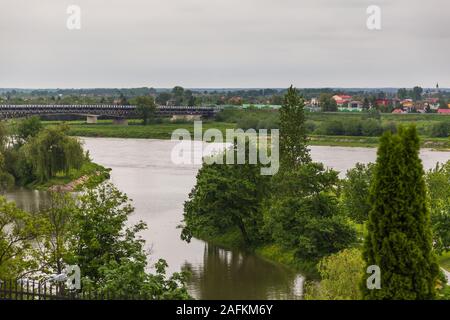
[112,118,128,125]
[86,115,98,124]
[171,114,202,122]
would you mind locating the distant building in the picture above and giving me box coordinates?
[392,109,406,114]
[339,100,363,112]
[332,95,352,106]
[376,99,391,107]
[438,109,450,114]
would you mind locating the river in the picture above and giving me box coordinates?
[5,138,450,299]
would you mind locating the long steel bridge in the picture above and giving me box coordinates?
[0,104,218,122]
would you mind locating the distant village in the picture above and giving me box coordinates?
[1,85,449,115]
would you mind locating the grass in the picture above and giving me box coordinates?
[438,252,450,272]
[27,161,110,190]
[35,112,450,149]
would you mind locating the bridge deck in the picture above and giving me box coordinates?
[0,105,217,119]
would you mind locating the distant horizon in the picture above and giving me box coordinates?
[1,86,449,92]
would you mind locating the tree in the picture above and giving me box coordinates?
[341,163,374,224]
[22,125,85,182]
[69,183,190,299]
[17,116,42,143]
[279,86,311,169]
[182,141,271,246]
[69,183,145,281]
[397,88,408,99]
[134,96,156,125]
[0,153,14,192]
[0,196,39,279]
[264,163,357,261]
[319,93,338,112]
[412,86,423,101]
[156,92,172,105]
[172,86,185,105]
[305,248,364,300]
[34,192,76,276]
[425,161,450,253]
[439,98,448,109]
[362,126,440,300]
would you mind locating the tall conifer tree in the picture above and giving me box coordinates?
[279,86,311,169]
[363,126,439,299]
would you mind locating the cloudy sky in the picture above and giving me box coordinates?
[0,0,448,88]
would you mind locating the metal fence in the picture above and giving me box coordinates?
[0,279,120,300]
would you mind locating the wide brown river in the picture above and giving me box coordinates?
[6,138,450,299]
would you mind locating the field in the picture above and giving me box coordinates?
[33,110,450,149]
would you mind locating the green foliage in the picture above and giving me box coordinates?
[362,126,440,300]
[279,86,311,168]
[0,196,39,279]
[33,192,76,275]
[361,119,382,136]
[21,125,84,182]
[182,141,271,246]
[430,122,450,138]
[132,96,157,125]
[69,183,145,281]
[85,258,191,300]
[319,93,338,112]
[341,163,375,224]
[16,116,42,142]
[426,162,450,253]
[322,120,344,136]
[305,248,364,300]
[264,163,357,262]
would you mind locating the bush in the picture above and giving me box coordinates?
[382,121,397,134]
[430,122,450,138]
[305,120,316,134]
[304,248,364,300]
[343,120,362,136]
[361,119,382,136]
[323,121,345,135]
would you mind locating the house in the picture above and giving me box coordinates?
[392,108,406,114]
[332,95,352,106]
[339,100,363,112]
[437,109,450,114]
[424,98,440,110]
[376,99,391,107]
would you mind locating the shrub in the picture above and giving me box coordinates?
[305,120,316,134]
[323,121,345,136]
[430,122,450,138]
[343,120,362,136]
[361,119,382,136]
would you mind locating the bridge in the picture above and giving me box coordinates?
[0,105,218,124]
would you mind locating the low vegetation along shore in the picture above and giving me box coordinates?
[37,108,450,149]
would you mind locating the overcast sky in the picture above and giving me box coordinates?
[0,0,449,88]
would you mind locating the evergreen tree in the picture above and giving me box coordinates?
[362,126,439,300]
[279,86,311,169]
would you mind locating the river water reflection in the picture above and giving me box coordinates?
[5,138,450,299]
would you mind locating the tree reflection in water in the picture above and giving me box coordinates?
[183,243,304,300]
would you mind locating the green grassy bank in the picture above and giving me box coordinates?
[44,119,450,149]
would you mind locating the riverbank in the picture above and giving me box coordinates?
[26,161,110,191]
[39,120,450,149]
[190,228,319,279]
